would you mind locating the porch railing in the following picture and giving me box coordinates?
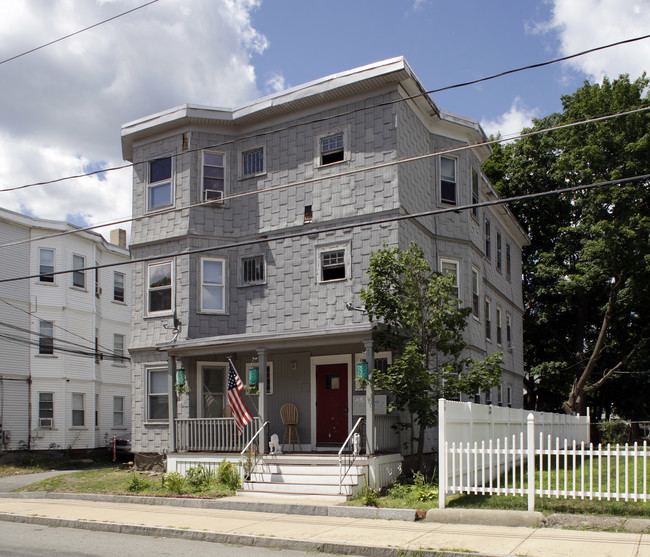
[339,417,365,494]
[175,417,261,452]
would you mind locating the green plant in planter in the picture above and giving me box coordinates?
[175,383,191,396]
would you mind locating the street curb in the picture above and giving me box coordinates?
[0,512,496,557]
[426,508,545,528]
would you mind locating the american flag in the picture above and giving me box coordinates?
[227,360,252,434]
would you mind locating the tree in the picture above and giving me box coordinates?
[360,243,503,471]
[484,75,650,417]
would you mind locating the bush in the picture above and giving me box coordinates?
[162,472,186,494]
[598,419,630,445]
[185,465,215,490]
[216,459,240,490]
[127,473,151,493]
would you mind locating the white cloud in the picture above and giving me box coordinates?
[546,0,650,82]
[0,0,267,237]
[265,73,287,94]
[480,97,538,140]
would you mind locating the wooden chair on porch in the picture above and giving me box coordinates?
[280,403,301,452]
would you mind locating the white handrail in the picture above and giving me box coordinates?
[338,417,365,494]
[241,420,269,456]
[338,417,365,457]
[240,420,269,485]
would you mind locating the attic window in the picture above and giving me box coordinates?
[320,133,345,165]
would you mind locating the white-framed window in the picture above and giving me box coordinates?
[497,385,503,406]
[39,248,54,283]
[496,232,502,272]
[72,254,85,288]
[440,156,457,205]
[147,261,173,315]
[318,246,348,282]
[95,393,99,428]
[496,306,503,345]
[113,333,125,364]
[242,147,264,177]
[506,313,512,345]
[471,267,480,318]
[507,385,513,408]
[201,150,225,201]
[485,298,491,340]
[506,244,512,280]
[485,389,492,406]
[241,255,265,286]
[471,169,480,219]
[72,393,85,427]
[39,392,53,427]
[147,368,168,421]
[113,271,125,302]
[147,156,173,211]
[113,396,125,427]
[485,219,491,260]
[95,328,100,364]
[319,131,347,166]
[38,320,54,355]
[246,362,273,395]
[474,392,481,404]
[440,259,459,298]
[354,351,391,391]
[201,257,226,313]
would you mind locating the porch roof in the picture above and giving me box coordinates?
[157,323,376,357]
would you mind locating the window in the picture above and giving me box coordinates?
[95,328,100,364]
[147,368,168,421]
[95,393,99,427]
[113,396,125,427]
[72,254,85,288]
[506,244,512,280]
[39,248,54,283]
[440,259,459,298]
[320,133,345,165]
[114,333,125,364]
[355,352,391,391]
[113,271,125,302]
[72,393,85,427]
[474,392,481,404]
[147,156,173,210]
[242,147,264,177]
[496,306,503,345]
[147,261,172,314]
[507,386,512,408]
[506,314,512,345]
[440,157,456,205]
[242,255,264,285]
[471,169,480,218]
[496,232,502,272]
[485,389,492,405]
[471,267,480,318]
[485,219,491,260]
[202,151,225,201]
[201,258,225,312]
[319,248,346,282]
[497,385,503,406]
[39,393,53,426]
[38,321,54,355]
[246,362,273,395]
[485,298,491,339]
[94,264,100,297]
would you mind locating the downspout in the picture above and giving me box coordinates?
[27,375,32,450]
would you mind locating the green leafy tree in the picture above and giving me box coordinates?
[484,75,650,417]
[361,243,503,471]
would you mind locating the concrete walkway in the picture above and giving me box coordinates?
[0,495,649,557]
[0,470,79,493]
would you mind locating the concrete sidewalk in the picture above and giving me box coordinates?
[0,496,649,557]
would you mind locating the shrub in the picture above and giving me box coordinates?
[216,459,240,490]
[163,472,186,494]
[127,473,151,493]
[598,419,630,445]
[185,465,215,490]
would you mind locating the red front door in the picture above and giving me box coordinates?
[316,363,349,445]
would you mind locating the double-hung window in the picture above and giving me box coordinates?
[114,333,125,364]
[39,321,54,355]
[496,306,503,345]
[39,393,53,427]
[242,147,264,177]
[485,298,491,340]
[440,259,459,298]
[113,396,125,427]
[440,157,457,205]
[242,255,264,285]
[201,258,226,312]
[147,261,172,315]
[319,248,346,282]
[471,267,480,318]
[148,368,168,421]
[113,271,125,302]
[485,219,491,260]
[72,254,85,288]
[72,393,85,427]
[471,169,480,218]
[320,133,345,165]
[506,314,512,345]
[39,248,54,283]
[496,232,502,272]
[202,151,225,201]
[148,156,173,210]
[506,244,512,280]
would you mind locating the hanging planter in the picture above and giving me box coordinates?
[175,368,191,396]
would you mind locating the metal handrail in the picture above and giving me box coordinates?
[240,420,269,484]
[338,417,364,494]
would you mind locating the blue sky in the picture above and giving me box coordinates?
[0,0,648,234]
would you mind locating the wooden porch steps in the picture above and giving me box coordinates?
[237,453,368,502]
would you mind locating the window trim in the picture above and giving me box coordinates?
[146,260,173,316]
[72,254,85,289]
[72,392,85,427]
[485,297,492,340]
[246,361,274,395]
[440,258,460,298]
[317,244,349,283]
[316,128,349,168]
[471,267,480,319]
[201,150,226,202]
[38,392,54,427]
[200,257,227,314]
[147,367,169,422]
[113,333,126,365]
[241,145,265,178]
[113,271,125,303]
[496,306,503,346]
[241,254,265,286]
[147,155,175,212]
[496,232,502,272]
[440,156,457,205]
[39,248,55,284]
[506,313,512,346]
[113,396,125,427]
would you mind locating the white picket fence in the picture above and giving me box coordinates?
[438,399,615,511]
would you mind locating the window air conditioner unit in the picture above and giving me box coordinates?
[39,418,53,428]
[203,189,224,203]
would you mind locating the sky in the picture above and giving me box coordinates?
[0,0,649,239]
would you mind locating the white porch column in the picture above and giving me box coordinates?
[167,355,177,453]
[256,347,268,453]
[363,338,375,455]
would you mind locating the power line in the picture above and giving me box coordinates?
[3,31,650,194]
[0,172,647,285]
[2,103,648,250]
[0,0,160,66]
